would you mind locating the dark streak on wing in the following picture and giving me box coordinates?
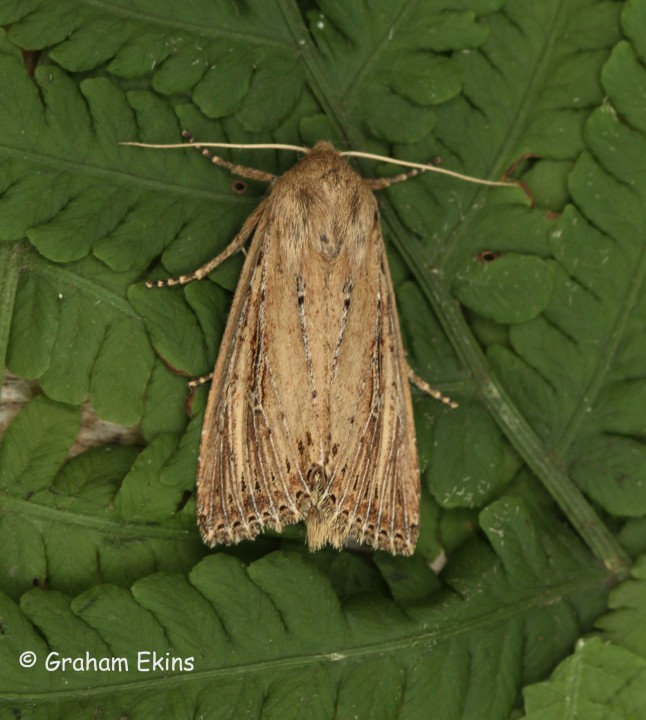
[330,279,353,381]
[296,274,314,393]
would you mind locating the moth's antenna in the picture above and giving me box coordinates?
[341,150,517,188]
[119,141,309,153]
[120,140,518,188]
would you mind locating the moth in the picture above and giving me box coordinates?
[144,135,464,556]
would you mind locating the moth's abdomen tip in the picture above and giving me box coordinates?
[305,509,344,552]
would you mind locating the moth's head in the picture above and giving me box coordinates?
[302,141,344,167]
[309,140,338,155]
[288,141,358,183]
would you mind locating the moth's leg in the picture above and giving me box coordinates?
[185,372,214,417]
[146,203,263,288]
[188,372,213,391]
[407,367,458,409]
[366,168,424,190]
[182,130,277,183]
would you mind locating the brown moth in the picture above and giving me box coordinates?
[147,136,458,556]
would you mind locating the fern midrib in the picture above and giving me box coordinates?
[79,0,292,50]
[0,145,256,205]
[0,491,193,539]
[433,0,570,269]
[27,250,142,319]
[555,199,646,455]
[341,0,418,101]
[0,565,608,702]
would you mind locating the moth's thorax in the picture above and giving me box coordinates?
[269,142,378,263]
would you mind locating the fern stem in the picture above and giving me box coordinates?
[0,243,20,403]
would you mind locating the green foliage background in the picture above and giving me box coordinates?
[0,0,645,718]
